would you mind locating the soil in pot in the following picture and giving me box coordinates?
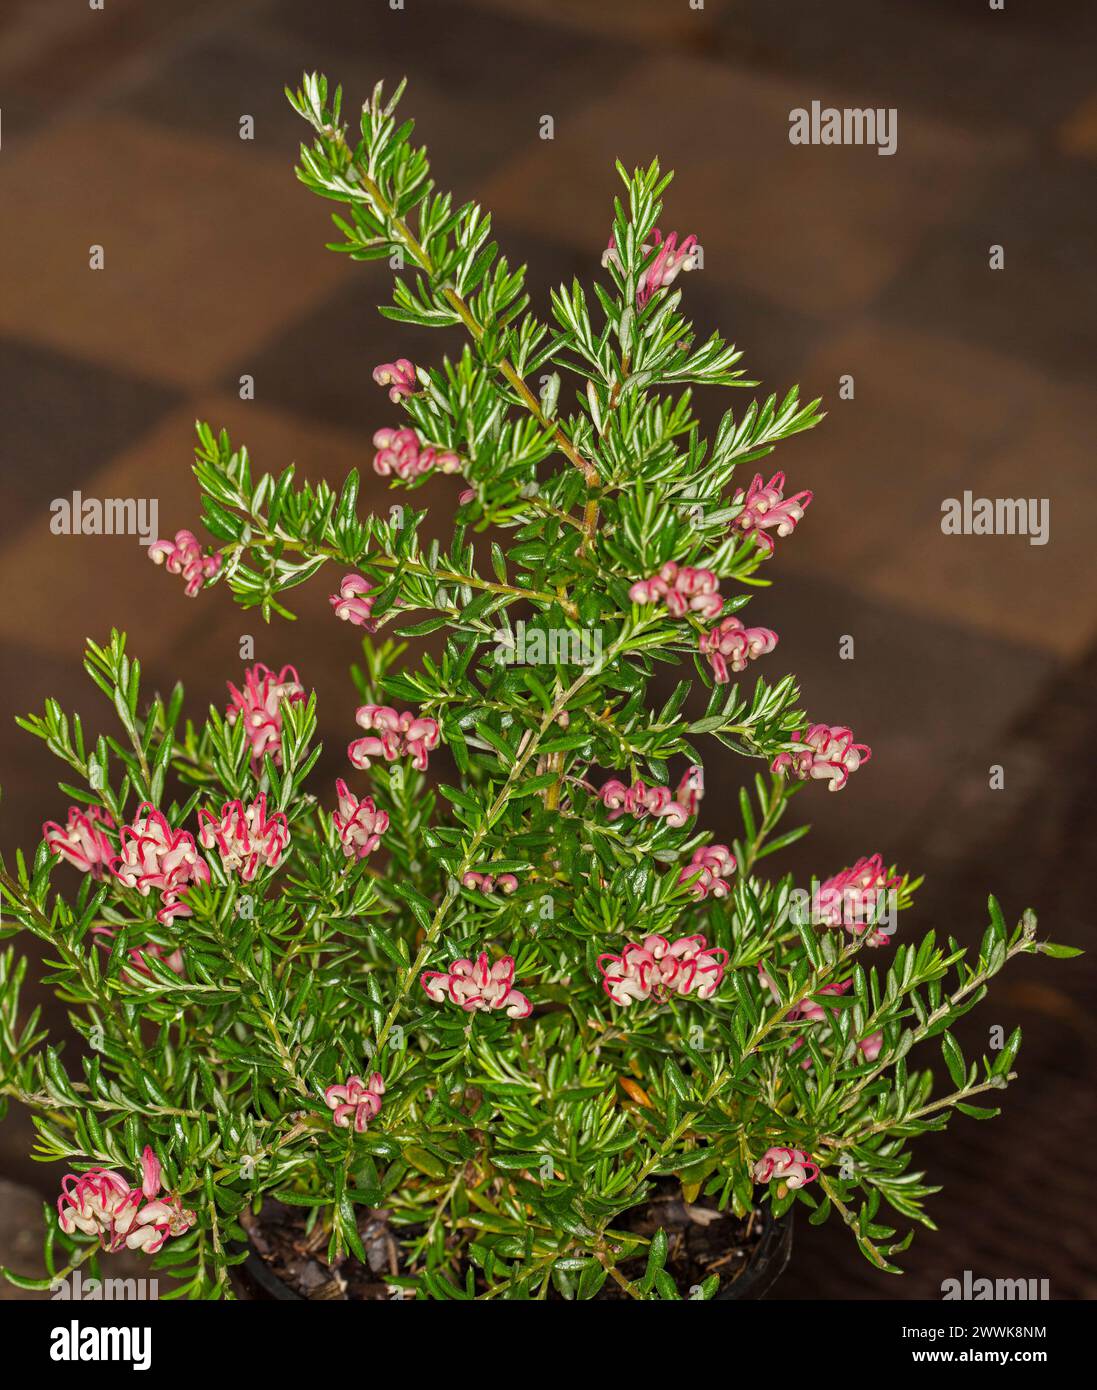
[232,1179,788,1301]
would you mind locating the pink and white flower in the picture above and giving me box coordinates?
[372,427,461,482]
[603,230,702,308]
[197,794,290,881]
[57,1147,195,1254]
[372,358,418,403]
[462,870,519,895]
[110,805,210,926]
[148,529,222,597]
[597,933,728,1006]
[772,724,871,793]
[598,776,693,827]
[43,806,115,879]
[421,951,532,1019]
[330,573,380,629]
[331,778,389,860]
[814,854,902,946]
[629,562,723,620]
[324,1073,386,1132]
[678,843,737,899]
[752,1147,819,1189]
[226,664,306,767]
[698,616,778,684]
[731,472,813,556]
[349,705,441,772]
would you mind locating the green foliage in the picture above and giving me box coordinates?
[0,75,1074,1300]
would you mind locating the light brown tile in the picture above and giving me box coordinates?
[0,116,349,389]
[480,54,1030,316]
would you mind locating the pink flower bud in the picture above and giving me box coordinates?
[731,472,813,555]
[371,358,418,402]
[225,664,306,767]
[148,529,222,597]
[324,1072,386,1132]
[598,933,727,1006]
[332,779,389,860]
[43,806,115,879]
[197,794,290,881]
[772,724,871,793]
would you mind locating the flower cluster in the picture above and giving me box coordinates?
[598,767,701,827]
[603,229,702,308]
[324,1073,386,1132]
[598,933,728,1006]
[421,952,532,1018]
[43,805,115,879]
[372,358,418,402]
[752,1147,819,1189]
[110,804,210,926]
[462,870,519,895]
[699,615,779,684]
[629,562,723,620]
[148,529,222,597]
[815,854,902,946]
[197,794,290,881]
[373,427,461,481]
[678,843,736,899]
[57,1147,195,1255]
[226,663,307,767]
[731,472,813,556]
[349,705,441,772]
[772,723,871,793]
[331,778,389,859]
[330,573,381,629]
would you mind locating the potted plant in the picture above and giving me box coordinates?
[0,74,1076,1302]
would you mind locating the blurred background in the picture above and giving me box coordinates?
[1,0,1095,1298]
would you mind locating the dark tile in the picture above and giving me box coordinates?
[712,0,1094,136]
[877,158,1097,382]
[0,337,180,526]
[263,0,645,198]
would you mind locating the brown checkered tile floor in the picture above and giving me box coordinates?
[1,0,1094,1298]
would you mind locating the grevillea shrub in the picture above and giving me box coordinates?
[0,75,1078,1301]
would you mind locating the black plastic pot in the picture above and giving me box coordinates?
[230,1208,792,1301]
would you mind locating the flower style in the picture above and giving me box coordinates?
[57,1147,195,1254]
[752,1147,819,1189]
[815,854,902,946]
[698,615,778,684]
[772,724,871,793]
[372,427,461,481]
[197,794,290,881]
[330,573,380,628]
[43,806,115,879]
[421,952,532,1019]
[324,1073,386,1132]
[597,933,728,1006]
[731,472,813,556]
[148,529,222,597]
[629,562,723,620]
[603,229,702,308]
[225,663,306,767]
[678,843,737,899]
[110,805,210,926]
[372,358,418,402]
[462,870,519,895]
[349,705,441,772]
[331,778,389,859]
